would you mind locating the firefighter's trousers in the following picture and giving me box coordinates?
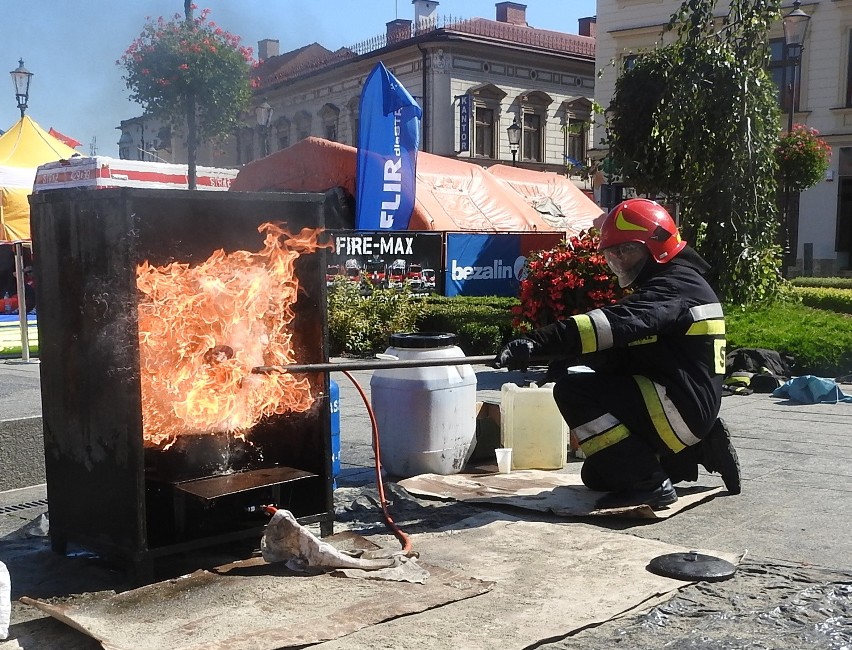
[553,372,712,491]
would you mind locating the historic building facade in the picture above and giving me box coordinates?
[595,0,851,276]
[117,2,596,180]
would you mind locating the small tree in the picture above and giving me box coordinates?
[119,5,254,187]
[606,0,784,304]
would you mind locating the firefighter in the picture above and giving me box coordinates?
[496,198,741,509]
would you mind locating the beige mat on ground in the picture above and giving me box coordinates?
[313,513,741,649]
[21,559,491,650]
[399,469,724,519]
[19,515,740,650]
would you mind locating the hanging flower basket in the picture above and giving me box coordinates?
[775,124,831,193]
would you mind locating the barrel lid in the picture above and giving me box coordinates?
[388,332,458,349]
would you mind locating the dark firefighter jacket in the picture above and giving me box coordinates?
[526,247,725,438]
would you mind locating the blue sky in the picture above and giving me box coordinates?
[0,1,596,158]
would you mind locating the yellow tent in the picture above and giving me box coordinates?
[0,115,80,241]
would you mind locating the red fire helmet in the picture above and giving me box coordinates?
[599,198,686,263]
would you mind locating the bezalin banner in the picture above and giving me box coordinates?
[355,62,422,231]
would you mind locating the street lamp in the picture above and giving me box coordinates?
[10,59,33,118]
[782,0,811,134]
[781,0,811,273]
[507,117,521,167]
[255,100,273,157]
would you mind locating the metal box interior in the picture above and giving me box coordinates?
[30,188,333,573]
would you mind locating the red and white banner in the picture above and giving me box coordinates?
[34,157,238,192]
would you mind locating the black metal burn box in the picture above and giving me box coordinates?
[29,188,334,578]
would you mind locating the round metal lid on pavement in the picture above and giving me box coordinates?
[647,551,737,582]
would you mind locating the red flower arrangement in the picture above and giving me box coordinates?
[512,230,626,332]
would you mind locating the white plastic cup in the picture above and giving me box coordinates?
[495,447,513,474]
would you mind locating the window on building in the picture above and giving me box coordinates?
[561,97,592,170]
[566,121,587,163]
[294,111,312,141]
[522,113,542,162]
[474,106,495,157]
[838,148,852,253]
[847,32,852,107]
[238,127,255,165]
[117,131,133,160]
[319,104,340,143]
[156,126,172,153]
[347,97,360,146]
[466,83,506,159]
[769,38,798,112]
[623,54,638,71]
[276,117,290,150]
[517,90,551,163]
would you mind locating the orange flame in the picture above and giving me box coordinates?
[136,223,326,448]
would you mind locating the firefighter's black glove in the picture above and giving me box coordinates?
[495,338,538,371]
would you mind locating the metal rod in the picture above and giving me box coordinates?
[253,355,498,374]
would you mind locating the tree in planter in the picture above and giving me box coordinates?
[118,3,254,187]
[512,230,627,332]
[606,0,784,304]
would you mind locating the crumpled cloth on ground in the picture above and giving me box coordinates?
[260,508,428,583]
[772,375,852,404]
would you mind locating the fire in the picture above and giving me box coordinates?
[136,223,326,448]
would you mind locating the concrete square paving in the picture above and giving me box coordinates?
[1,357,851,648]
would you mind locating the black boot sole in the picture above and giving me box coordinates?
[595,479,679,510]
[704,418,741,495]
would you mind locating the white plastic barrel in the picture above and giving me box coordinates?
[370,332,477,477]
[500,382,568,470]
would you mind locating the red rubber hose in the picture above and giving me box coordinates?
[342,369,413,555]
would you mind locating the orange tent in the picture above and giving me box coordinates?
[486,164,603,234]
[231,137,600,234]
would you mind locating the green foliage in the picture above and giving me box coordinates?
[726,302,852,376]
[118,8,254,142]
[414,295,517,354]
[792,287,852,315]
[791,277,852,289]
[327,279,423,356]
[606,0,784,305]
[512,231,626,331]
[776,124,832,193]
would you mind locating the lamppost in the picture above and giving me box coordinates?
[507,117,521,167]
[255,100,273,158]
[781,0,811,272]
[783,1,810,134]
[10,59,33,118]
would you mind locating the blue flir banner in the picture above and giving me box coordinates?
[444,232,565,297]
[355,62,422,231]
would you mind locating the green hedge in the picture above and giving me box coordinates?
[792,287,852,315]
[412,296,852,377]
[725,302,852,376]
[791,277,852,289]
[414,295,517,355]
